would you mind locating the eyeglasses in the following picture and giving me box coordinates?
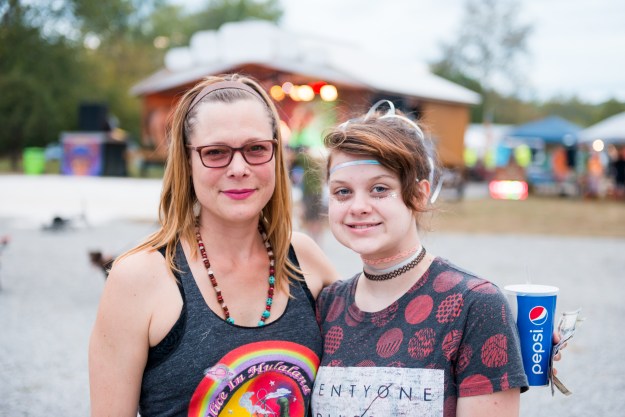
[186,139,278,168]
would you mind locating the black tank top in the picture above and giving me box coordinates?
[139,243,322,417]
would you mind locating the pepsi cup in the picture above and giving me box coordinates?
[504,284,558,386]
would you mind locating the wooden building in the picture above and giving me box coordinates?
[131,21,480,170]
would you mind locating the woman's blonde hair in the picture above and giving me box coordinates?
[119,74,296,289]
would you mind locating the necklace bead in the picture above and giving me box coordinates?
[195,222,275,326]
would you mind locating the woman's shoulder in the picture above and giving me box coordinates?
[290,231,320,254]
[107,247,172,296]
[318,273,358,304]
[112,246,165,274]
[431,257,506,299]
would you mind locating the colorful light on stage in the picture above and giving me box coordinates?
[270,82,338,102]
[319,84,338,101]
[489,180,529,200]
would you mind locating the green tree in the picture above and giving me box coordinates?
[140,0,284,50]
[142,4,189,48]
[67,0,283,142]
[593,99,625,125]
[0,0,85,167]
[431,57,484,122]
[488,93,542,125]
[188,0,282,37]
[69,0,165,42]
[66,0,166,140]
[539,96,597,126]
[1,0,286,169]
[433,0,532,123]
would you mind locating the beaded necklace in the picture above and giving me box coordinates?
[194,223,275,326]
[362,246,427,281]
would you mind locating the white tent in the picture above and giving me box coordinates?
[578,111,625,144]
[464,124,513,157]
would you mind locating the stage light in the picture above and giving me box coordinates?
[320,85,338,101]
[489,180,528,200]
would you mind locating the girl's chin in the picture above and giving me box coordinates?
[343,241,382,257]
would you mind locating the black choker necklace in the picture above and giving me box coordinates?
[362,247,427,281]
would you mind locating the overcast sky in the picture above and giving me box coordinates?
[280,0,625,102]
[176,0,625,103]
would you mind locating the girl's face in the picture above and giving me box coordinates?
[327,151,419,258]
[188,99,275,227]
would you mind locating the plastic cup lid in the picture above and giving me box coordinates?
[504,284,559,296]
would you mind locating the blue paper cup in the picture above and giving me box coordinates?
[504,284,559,386]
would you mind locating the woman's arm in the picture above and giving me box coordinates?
[457,388,520,417]
[291,231,341,298]
[89,254,153,417]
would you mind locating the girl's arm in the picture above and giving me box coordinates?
[457,388,520,417]
[291,231,341,298]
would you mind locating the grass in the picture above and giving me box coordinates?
[429,195,625,238]
[2,154,623,238]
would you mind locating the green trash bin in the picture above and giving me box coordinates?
[23,147,46,175]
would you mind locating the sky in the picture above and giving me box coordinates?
[175,0,625,103]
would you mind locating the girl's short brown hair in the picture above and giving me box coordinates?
[324,110,439,223]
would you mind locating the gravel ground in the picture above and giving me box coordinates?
[0,220,158,416]
[1,175,623,416]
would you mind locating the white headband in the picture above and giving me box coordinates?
[329,159,381,175]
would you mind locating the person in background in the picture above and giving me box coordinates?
[312,101,528,417]
[89,74,339,417]
[611,146,625,199]
[288,105,327,242]
[292,148,326,242]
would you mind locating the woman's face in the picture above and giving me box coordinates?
[188,98,276,227]
[327,151,419,258]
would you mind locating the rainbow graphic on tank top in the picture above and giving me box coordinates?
[188,340,320,417]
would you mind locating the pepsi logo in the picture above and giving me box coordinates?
[529,306,548,325]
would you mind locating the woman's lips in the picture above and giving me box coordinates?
[222,189,255,200]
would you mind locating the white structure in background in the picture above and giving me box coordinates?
[464,124,513,159]
[578,111,625,151]
[132,20,480,106]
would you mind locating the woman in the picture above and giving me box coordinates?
[89,74,339,416]
[311,102,528,417]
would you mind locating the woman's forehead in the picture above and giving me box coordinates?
[329,153,397,182]
[191,99,272,138]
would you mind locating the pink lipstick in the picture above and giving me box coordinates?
[223,189,255,200]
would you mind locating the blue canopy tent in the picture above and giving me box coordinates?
[495,116,581,164]
[506,115,582,146]
[500,116,583,194]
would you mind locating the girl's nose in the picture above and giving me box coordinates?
[348,191,372,215]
